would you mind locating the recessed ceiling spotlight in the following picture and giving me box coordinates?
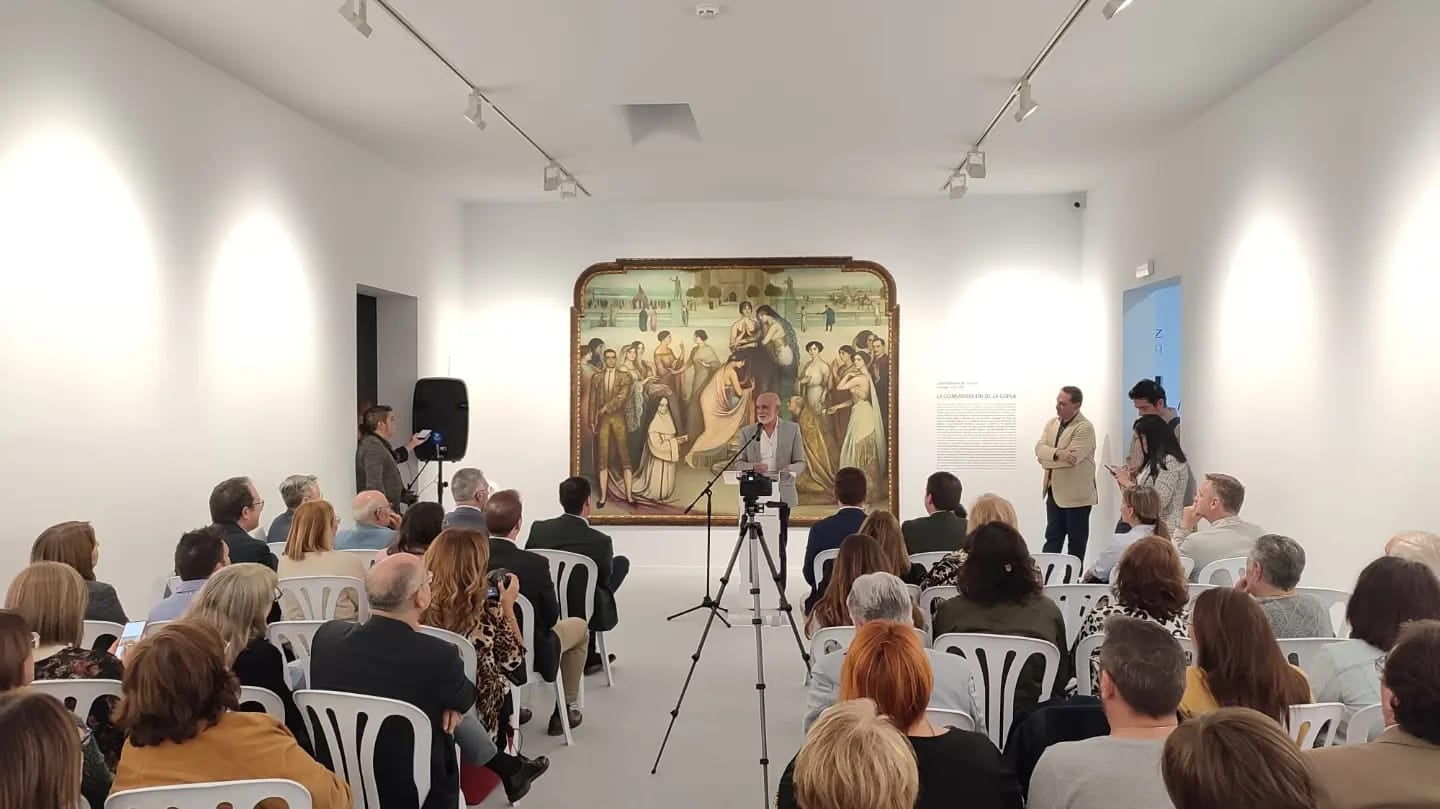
[948,172,968,199]
[1102,0,1135,19]
[965,150,986,179]
[463,90,487,129]
[1013,80,1038,123]
[338,0,372,37]
[695,4,721,18]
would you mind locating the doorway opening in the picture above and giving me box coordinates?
[1121,277,1182,439]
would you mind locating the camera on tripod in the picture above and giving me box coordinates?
[737,469,773,500]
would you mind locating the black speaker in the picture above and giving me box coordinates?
[412,377,469,462]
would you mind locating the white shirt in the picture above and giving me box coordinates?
[759,423,777,473]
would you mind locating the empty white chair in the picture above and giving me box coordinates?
[812,549,839,589]
[82,620,124,651]
[419,625,478,685]
[909,552,949,572]
[337,548,379,568]
[1186,583,1217,607]
[1178,557,1195,578]
[1344,703,1385,746]
[532,549,612,691]
[1289,702,1346,748]
[277,576,366,622]
[1277,637,1342,678]
[266,621,326,687]
[805,626,858,685]
[931,633,1060,751]
[28,679,122,724]
[1033,553,1082,586]
[1073,633,1106,697]
[1043,584,1111,647]
[106,778,312,809]
[238,685,287,723]
[1295,587,1351,636]
[295,690,431,809]
[1197,556,1248,587]
[923,708,975,732]
[513,593,571,745]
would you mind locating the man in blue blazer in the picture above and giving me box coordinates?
[802,466,869,613]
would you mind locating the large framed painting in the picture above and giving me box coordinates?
[571,257,898,525]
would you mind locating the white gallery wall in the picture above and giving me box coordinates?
[0,0,463,612]
[462,197,1099,569]
[1082,0,1440,589]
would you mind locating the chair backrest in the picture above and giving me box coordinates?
[28,679,123,724]
[1197,556,1249,586]
[1175,635,1196,666]
[931,632,1060,750]
[1288,702,1346,748]
[338,549,380,568]
[1033,553,1082,585]
[809,626,858,660]
[514,593,538,680]
[166,575,183,595]
[277,576,366,622]
[532,549,598,623]
[813,549,839,589]
[1073,633,1106,697]
[1295,587,1351,636]
[1277,637,1341,678]
[268,542,287,559]
[238,685,287,724]
[1345,703,1385,746]
[918,586,958,630]
[905,584,921,603]
[82,620,124,651]
[1186,583,1217,608]
[1043,584,1112,647]
[295,690,431,809]
[266,621,327,686]
[106,778,313,809]
[1178,557,1195,578]
[923,708,975,733]
[419,625,479,685]
[909,552,949,572]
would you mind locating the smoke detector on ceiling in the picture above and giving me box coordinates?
[695,4,721,18]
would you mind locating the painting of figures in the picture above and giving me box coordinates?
[571,257,898,525]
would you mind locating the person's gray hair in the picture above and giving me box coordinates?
[366,558,424,612]
[278,474,318,510]
[1249,533,1306,591]
[451,468,490,504]
[353,491,386,524]
[846,572,912,625]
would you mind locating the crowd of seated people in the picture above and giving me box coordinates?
[917,491,1017,589]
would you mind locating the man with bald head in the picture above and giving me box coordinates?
[335,490,397,550]
[735,390,807,586]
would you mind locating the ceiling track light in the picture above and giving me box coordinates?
[463,90,487,129]
[1102,0,1135,19]
[543,161,561,192]
[338,0,372,37]
[560,177,578,200]
[948,172,968,199]
[1014,80,1038,123]
[965,149,987,179]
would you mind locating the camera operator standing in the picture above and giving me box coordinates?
[357,405,426,512]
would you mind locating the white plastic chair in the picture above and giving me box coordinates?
[268,541,287,559]
[266,620,326,687]
[812,549,839,589]
[1197,556,1249,586]
[1186,583,1217,607]
[28,679,123,724]
[238,686,287,723]
[1033,553,1082,585]
[295,690,431,809]
[166,575,183,595]
[338,548,380,568]
[905,584,921,603]
[420,625,479,685]
[1176,635,1196,666]
[1043,584,1111,647]
[1295,587,1351,636]
[1178,557,1195,578]
[1277,637,1341,678]
[931,632,1060,751]
[1345,703,1385,746]
[513,593,571,745]
[277,576,366,622]
[909,552,949,572]
[805,626,858,684]
[924,708,975,732]
[918,586,959,630]
[82,620,124,651]
[1073,633,1106,697]
[1289,702,1345,748]
[106,778,312,809]
[533,549,613,692]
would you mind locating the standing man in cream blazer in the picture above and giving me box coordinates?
[1034,386,1098,561]
[735,392,807,587]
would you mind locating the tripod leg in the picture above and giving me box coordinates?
[746,518,772,807]
[754,523,812,677]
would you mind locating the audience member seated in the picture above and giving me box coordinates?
[1086,485,1165,582]
[0,688,87,809]
[336,490,398,550]
[802,467,869,613]
[385,501,446,557]
[4,561,124,767]
[527,475,630,674]
[277,500,366,621]
[1030,617,1185,809]
[267,473,321,547]
[918,492,1017,590]
[804,572,982,734]
[484,489,589,736]
[149,526,229,622]
[442,467,490,530]
[783,622,1018,809]
[421,528,550,802]
[0,608,112,809]
[901,471,969,555]
[186,563,312,753]
[1238,533,1332,639]
[1162,707,1319,809]
[208,476,278,569]
[1075,535,1190,686]
[1311,556,1440,735]
[30,520,128,624]
[786,699,918,809]
[311,554,476,809]
[1179,587,1310,721]
[932,522,1071,710]
[111,621,350,808]
[858,510,926,585]
[1305,620,1440,809]
[1173,473,1264,581]
[1385,529,1440,578]
[806,534,924,638]
[1111,415,1189,533]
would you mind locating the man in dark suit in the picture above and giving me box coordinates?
[208,476,278,570]
[310,554,548,807]
[442,467,489,530]
[901,471,970,554]
[526,476,629,675]
[802,467,869,613]
[486,489,590,736]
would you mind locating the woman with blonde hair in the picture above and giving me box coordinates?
[858,510,926,585]
[30,520,128,624]
[1385,530,1440,577]
[0,689,85,809]
[786,698,919,809]
[5,561,124,767]
[1086,484,1167,582]
[185,563,311,753]
[919,493,1019,589]
[1161,707,1317,809]
[807,534,924,637]
[278,500,366,621]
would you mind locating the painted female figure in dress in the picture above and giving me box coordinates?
[631,397,687,503]
[827,350,886,490]
[684,354,753,469]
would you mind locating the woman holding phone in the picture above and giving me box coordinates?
[1110,414,1189,534]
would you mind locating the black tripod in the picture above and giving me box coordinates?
[651,495,811,809]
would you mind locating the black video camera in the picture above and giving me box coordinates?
[738,469,773,500]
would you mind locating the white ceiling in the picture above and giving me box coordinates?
[99,0,1368,202]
